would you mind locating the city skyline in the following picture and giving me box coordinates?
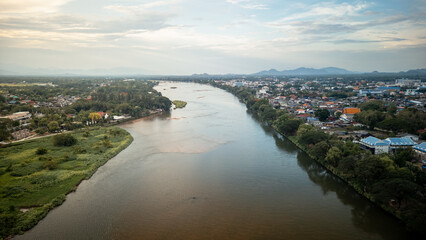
[1,0,425,75]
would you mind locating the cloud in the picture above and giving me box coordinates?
[226,0,268,10]
[0,0,71,13]
[0,0,425,74]
[333,37,407,44]
[261,1,426,49]
[274,1,370,22]
[0,13,173,34]
[105,0,182,14]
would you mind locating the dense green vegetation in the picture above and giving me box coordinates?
[0,79,172,141]
[74,81,171,118]
[212,82,426,236]
[172,100,187,109]
[354,100,426,133]
[0,127,133,239]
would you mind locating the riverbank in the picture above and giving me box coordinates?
[211,82,426,237]
[0,127,133,239]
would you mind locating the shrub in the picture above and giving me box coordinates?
[62,154,77,162]
[5,163,12,172]
[10,162,43,176]
[36,147,48,155]
[53,134,77,147]
[102,138,113,148]
[83,130,90,137]
[73,146,87,154]
[43,160,57,170]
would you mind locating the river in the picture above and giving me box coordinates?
[15,82,411,240]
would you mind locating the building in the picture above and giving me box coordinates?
[413,142,426,163]
[384,137,417,151]
[358,89,383,96]
[0,111,31,122]
[359,136,390,154]
[395,78,421,87]
[358,137,417,154]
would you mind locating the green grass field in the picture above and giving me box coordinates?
[0,127,133,239]
[172,100,187,109]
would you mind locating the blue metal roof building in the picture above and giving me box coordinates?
[359,136,418,154]
[384,137,417,146]
[414,142,426,153]
[376,87,400,91]
[360,136,390,146]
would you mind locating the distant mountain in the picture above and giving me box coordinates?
[253,67,355,76]
[255,68,282,75]
[402,68,426,75]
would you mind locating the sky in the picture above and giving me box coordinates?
[0,0,425,75]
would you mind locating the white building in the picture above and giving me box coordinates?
[359,136,390,154]
[358,137,417,154]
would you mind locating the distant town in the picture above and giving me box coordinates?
[1,76,425,162]
[0,78,170,143]
[216,76,426,166]
[0,74,426,237]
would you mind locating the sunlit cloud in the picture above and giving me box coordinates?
[0,0,425,74]
[0,0,72,13]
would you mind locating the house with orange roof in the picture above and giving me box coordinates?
[343,108,361,114]
[340,108,361,122]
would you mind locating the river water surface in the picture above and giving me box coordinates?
[16,82,411,240]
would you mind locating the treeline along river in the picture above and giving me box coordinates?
[15,82,412,240]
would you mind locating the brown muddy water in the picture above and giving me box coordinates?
[15,82,412,240]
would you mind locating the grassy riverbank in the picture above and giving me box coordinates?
[172,100,187,109]
[0,127,133,239]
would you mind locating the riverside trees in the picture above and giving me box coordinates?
[1,79,173,137]
[354,100,426,133]
[214,83,426,236]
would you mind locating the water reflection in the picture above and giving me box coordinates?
[14,82,413,240]
[269,130,412,240]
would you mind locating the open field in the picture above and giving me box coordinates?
[0,127,133,238]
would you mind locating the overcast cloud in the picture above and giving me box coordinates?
[0,0,425,74]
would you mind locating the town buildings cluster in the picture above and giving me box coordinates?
[220,77,426,166]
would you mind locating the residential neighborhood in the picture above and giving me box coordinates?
[217,76,426,167]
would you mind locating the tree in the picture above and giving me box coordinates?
[354,110,385,130]
[36,147,48,155]
[377,118,405,132]
[53,134,77,147]
[277,119,303,135]
[309,141,329,160]
[371,178,418,209]
[0,119,13,141]
[88,112,102,123]
[315,109,330,122]
[387,103,397,115]
[297,125,328,146]
[325,147,343,167]
[338,155,357,175]
[393,148,414,167]
[420,132,426,140]
[47,121,60,133]
[355,155,395,187]
[359,100,385,111]
[342,141,362,157]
